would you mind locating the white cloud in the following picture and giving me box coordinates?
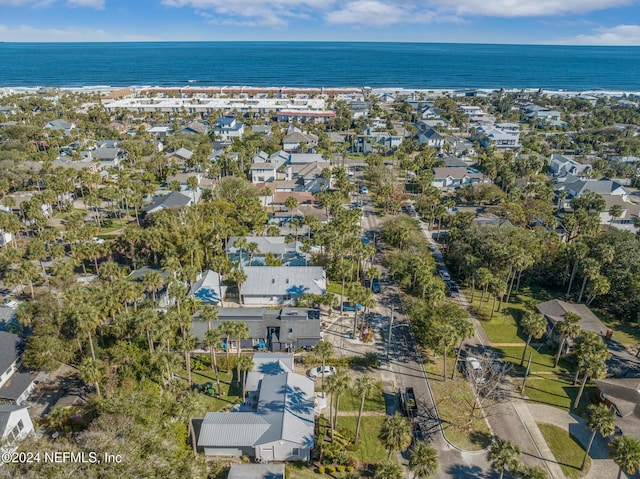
[428,0,635,17]
[326,1,438,25]
[66,0,104,8]
[162,0,636,28]
[570,24,640,45]
[0,24,157,41]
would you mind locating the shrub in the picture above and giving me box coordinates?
[346,466,355,472]
[345,456,359,469]
[335,450,349,465]
[337,465,346,473]
[190,354,210,371]
[318,466,325,474]
[327,466,336,474]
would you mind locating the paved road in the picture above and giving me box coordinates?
[418,222,566,479]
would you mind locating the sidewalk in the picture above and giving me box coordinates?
[527,403,618,479]
[511,399,567,479]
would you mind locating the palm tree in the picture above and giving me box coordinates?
[572,331,609,385]
[177,333,197,385]
[78,357,105,397]
[375,461,403,479]
[554,312,581,367]
[408,442,439,478]
[354,375,377,444]
[610,436,640,479]
[141,270,164,304]
[487,438,522,479]
[519,465,549,479]
[314,340,333,393]
[573,355,607,409]
[237,354,254,398]
[328,369,350,432]
[229,267,247,306]
[489,278,508,320]
[203,328,223,393]
[520,311,547,366]
[379,413,412,460]
[219,321,234,373]
[582,403,616,470]
[433,321,458,382]
[232,321,250,386]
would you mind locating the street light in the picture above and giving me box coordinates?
[386,304,394,362]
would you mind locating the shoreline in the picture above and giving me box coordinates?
[1,85,639,97]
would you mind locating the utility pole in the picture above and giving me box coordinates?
[521,351,533,394]
[386,304,394,362]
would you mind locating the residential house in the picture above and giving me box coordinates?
[536,300,611,355]
[600,195,640,230]
[147,126,174,138]
[251,124,272,136]
[289,154,327,165]
[441,157,468,168]
[0,332,38,405]
[213,117,245,142]
[460,105,484,116]
[189,270,226,306]
[432,167,486,189]
[196,353,314,460]
[0,230,13,247]
[594,378,640,438]
[227,236,305,266]
[128,266,171,307]
[239,266,326,306]
[90,147,123,168]
[192,309,321,352]
[44,119,75,135]
[354,128,403,154]
[165,172,214,191]
[282,131,318,152]
[0,306,18,332]
[0,105,16,116]
[180,121,209,135]
[165,147,194,165]
[0,405,35,455]
[549,154,592,178]
[143,190,201,215]
[564,178,628,200]
[475,125,520,150]
[276,111,336,123]
[416,127,445,150]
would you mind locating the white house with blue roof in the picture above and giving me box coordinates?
[214,117,245,142]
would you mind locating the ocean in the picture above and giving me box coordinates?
[0,42,639,91]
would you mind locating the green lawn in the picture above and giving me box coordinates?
[495,345,569,374]
[424,350,492,451]
[174,366,242,416]
[522,372,592,417]
[538,423,590,479]
[338,382,386,412]
[335,416,389,464]
[463,289,522,344]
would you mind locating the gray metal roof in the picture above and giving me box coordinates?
[192,309,321,344]
[228,464,285,479]
[0,332,20,374]
[198,412,270,447]
[242,267,326,297]
[227,237,301,256]
[256,372,315,446]
[0,404,28,435]
[0,370,37,401]
[568,179,628,197]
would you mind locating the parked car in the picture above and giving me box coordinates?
[438,269,451,281]
[361,186,368,194]
[371,278,381,294]
[464,357,485,383]
[341,302,362,312]
[446,280,459,297]
[308,366,336,379]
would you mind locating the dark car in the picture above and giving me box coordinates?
[446,280,459,297]
[371,278,381,294]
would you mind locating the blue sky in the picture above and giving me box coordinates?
[0,0,639,44]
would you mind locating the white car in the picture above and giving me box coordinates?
[361,186,368,194]
[308,366,336,379]
[438,270,451,281]
[465,357,485,383]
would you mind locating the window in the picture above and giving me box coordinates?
[289,328,293,333]
[292,448,299,456]
[17,419,23,432]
